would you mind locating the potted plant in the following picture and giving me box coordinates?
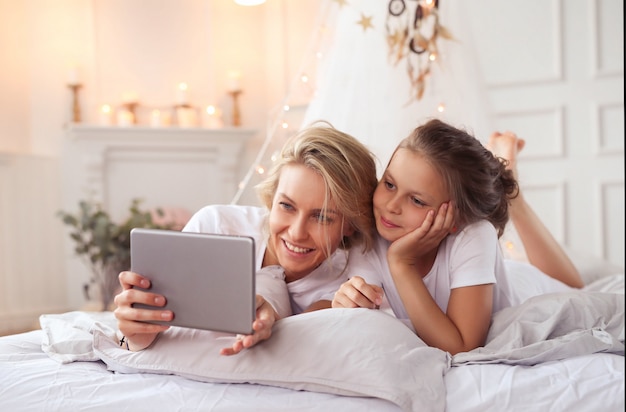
[58,198,179,311]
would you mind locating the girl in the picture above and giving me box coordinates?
[332,119,581,355]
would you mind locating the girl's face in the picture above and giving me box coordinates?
[267,164,353,283]
[373,148,449,242]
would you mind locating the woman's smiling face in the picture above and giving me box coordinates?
[267,164,353,283]
[373,148,449,242]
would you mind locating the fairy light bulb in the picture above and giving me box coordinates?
[281,122,289,129]
[301,74,309,83]
[437,103,446,113]
[256,165,265,175]
[283,105,290,112]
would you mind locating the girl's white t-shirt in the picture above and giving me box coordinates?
[346,220,520,327]
[183,204,350,316]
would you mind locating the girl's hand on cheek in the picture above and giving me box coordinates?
[388,202,455,264]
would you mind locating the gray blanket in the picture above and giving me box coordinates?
[453,290,624,366]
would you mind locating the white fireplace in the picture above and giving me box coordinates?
[62,125,256,308]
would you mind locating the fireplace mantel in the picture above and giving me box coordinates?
[62,125,256,221]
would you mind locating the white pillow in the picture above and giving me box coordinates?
[93,308,449,412]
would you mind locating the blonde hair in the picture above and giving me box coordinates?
[256,121,378,253]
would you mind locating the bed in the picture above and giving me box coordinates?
[1,250,623,412]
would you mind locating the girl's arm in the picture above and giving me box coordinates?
[488,131,583,288]
[386,223,493,355]
[388,257,493,355]
[509,192,583,288]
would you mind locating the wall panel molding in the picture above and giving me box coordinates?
[476,0,563,87]
[594,102,625,155]
[494,107,565,158]
[590,0,624,77]
[598,180,625,266]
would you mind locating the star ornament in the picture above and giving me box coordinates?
[332,0,348,7]
[356,13,374,32]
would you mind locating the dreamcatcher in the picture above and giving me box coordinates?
[386,0,453,100]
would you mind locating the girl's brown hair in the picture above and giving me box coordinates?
[392,118,518,237]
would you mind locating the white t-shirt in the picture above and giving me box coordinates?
[182,204,350,316]
[346,220,517,327]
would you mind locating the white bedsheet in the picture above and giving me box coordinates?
[0,273,624,412]
[1,328,623,411]
[0,330,401,412]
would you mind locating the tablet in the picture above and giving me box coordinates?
[130,228,255,334]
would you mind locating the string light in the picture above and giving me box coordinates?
[230,1,335,204]
[231,0,451,204]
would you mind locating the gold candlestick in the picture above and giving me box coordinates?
[228,90,242,126]
[68,84,82,123]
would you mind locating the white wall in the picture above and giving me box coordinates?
[465,0,624,267]
[0,0,622,329]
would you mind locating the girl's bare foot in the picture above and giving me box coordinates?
[487,131,525,180]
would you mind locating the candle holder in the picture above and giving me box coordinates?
[68,84,82,123]
[228,90,242,127]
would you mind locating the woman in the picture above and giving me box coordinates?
[114,121,378,355]
[331,119,582,355]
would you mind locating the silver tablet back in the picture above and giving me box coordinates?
[130,228,255,334]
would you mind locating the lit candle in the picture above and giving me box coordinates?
[227,71,241,92]
[99,104,113,126]
[176,82,189,105]
[116,109,135,127]
[202,105,224,129]
[150,109,162,128]
[176,106,197,127]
